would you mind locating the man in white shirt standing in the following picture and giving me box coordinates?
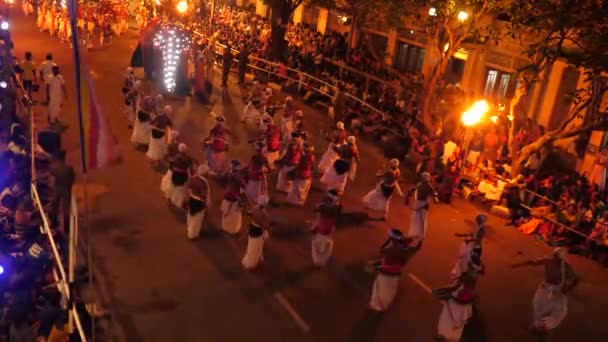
[39,53,56,105]
[48,66,67,126]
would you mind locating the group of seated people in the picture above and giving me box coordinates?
[0,77,91,339]
[433,137,608,265]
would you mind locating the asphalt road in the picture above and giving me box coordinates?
[9,9,608,342]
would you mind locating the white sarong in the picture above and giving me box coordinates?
[532,283,568,331]
[245,179,269,207]
[362,186,390,214]
[407,201,428,240]
[369,273,400,311]
[311,234,333,267]
[147,136,167,161]
[242,235,264,270]
[131,120,151,145]
[276,165,296,193]
[221,199,242,234]
[160,170,173,198]
[287,178,312,206]
[170,185,187,208]
[186,210,205,240]
[437,300,473,341]
[320,166,348,194]
[318,146,339,172]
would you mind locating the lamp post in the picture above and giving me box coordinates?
[208,0,216,35]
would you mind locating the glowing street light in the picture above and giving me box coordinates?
[457,11,469,22]
[428,7,437,16]
[176,1,188,14]
[461,100,489,126]
[0,21,8,30]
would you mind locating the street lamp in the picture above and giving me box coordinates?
[457,11,469,22]
[428,7,437,16]
[176,1,188,14]
[461,100,489,126]
[0,21,8,30]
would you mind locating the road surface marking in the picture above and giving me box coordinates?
[408,273,432,294]
[273,292,311,333]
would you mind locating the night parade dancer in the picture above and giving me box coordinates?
[122,67,135,95]
[448,215,487,284]
[221,160,247,235]
[160,131,181,198]
[185,165,211,240]
[362,159,404,221]
[335,136,360,181]
[244,142,271,208]
[317,121,346,173]
[131,96,154,147]
[434,268,481,341]
[147,105,173,167]
[154,94,165,115]
[276,132,302,193]
[369,228,412,312]
[124,80,142,129]
[311,189,342,267]
[259,116,281,169]
[406,172,439,247]
[320,158,350,194]
[204,115,231,175]
[242,85,265,124]
[166,144,194,208]
[287,142,315,206]
[512,248,577,335]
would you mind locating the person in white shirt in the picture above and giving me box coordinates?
[39,53,57,105]
[48,66,67,126]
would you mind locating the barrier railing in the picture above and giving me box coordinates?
[11,73,88,340]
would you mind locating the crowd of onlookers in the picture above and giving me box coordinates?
[0,43,92,339]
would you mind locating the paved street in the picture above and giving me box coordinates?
[9,10,608,342]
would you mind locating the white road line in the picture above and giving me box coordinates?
[273,292,311,333]
[408,273,432,294]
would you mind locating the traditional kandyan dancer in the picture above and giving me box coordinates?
[131,96,154,147]
[204,115,231,175]
[512,248,577,335]
[434,268,482,341]
[280,102,297,152]
[124,80,142,129]
[221,160,247,235]
[242,81,263,123]
[154,94,165,115]
[337,136,360,181]
[406,172,439,247]
[362,159,403,221]
[320,159,351,194]
[369,228,412,312]
[166,144,195,208]
[244,142,271,208]
[311,189,342,267]
[160,130,181,197]
[449,214,487,285]
[287,142,315,206]
[259,116,282,169]
[146,105,173,167]
[276,132,302,193]
[185,164,211,240]
[318,121,346,173]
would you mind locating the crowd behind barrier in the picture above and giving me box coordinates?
[0,47,89,339]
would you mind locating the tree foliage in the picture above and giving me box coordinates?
[400,0,506,133]
[506,0,608,174]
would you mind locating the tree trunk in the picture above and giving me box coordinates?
[269,2,291,60]
[421,56,449,135]
[511,133,554,176]
[507,79,528,156]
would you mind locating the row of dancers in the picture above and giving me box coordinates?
[121,78,577,341]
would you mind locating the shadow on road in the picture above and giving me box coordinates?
[345,310,383,342]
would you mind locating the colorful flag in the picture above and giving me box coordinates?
[80,67,122,170]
